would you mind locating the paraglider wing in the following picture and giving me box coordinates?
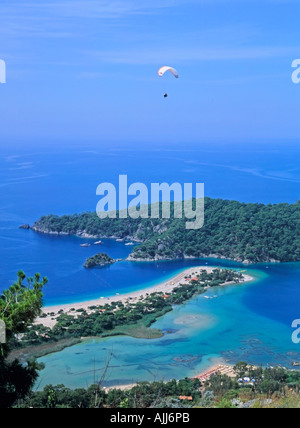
[158,66,179,78]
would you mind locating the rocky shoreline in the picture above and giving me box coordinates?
[29,224,143,243]
[22,221,282,265]
[126,253,280,264]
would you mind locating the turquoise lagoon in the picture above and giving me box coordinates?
[37,262,300,389]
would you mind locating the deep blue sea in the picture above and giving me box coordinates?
[0,142,299,388]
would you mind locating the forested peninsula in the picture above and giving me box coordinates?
[30,198,300,264]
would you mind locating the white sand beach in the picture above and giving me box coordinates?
[35,267,253,329]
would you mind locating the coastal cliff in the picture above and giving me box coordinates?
[29,198,300,264]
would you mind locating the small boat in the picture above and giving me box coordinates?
[80,243,91,247]
[94,241,102,245]
[125,242,135,246]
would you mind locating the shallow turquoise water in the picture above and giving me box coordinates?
[37,264,300,389]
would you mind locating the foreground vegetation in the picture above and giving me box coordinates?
[0,272,48,408]
[31,198,300,263]
[15,363,300,408]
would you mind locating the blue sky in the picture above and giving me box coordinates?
[0,0,300,146]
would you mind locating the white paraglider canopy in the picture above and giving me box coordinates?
[158,66,179,78]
